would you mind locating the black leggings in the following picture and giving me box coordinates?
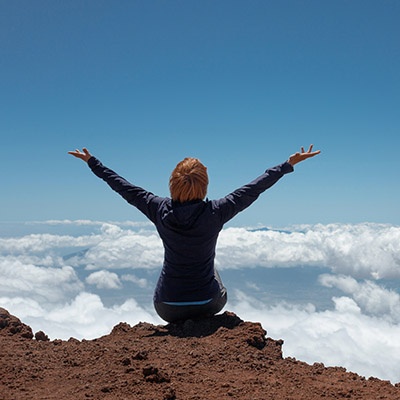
[154,270,227,323]
[154,289,227,323]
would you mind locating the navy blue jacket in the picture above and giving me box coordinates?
[88,157,293,303]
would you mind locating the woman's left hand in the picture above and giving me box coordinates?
[68,148,92,163]
[288,144,321,166]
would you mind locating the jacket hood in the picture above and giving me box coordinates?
[162,199,207,230]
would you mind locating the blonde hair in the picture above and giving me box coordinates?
[169,157,208,202]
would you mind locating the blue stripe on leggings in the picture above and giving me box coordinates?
[162,299,212,306]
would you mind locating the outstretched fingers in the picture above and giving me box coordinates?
[304,144,321,157]
[68,147,92,162]
[288,144,321,166]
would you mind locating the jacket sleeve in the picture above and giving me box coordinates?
[87,157,164,223]
[214,161,294,224]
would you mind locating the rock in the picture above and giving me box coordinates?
[35,331,50,341]
[0,307,33,339]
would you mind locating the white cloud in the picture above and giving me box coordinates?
[82,226,163,270]
[216,227,323,268]
[217,223,400,278]
[245,281,260,291]
[0,258,83,303]
[86,270,122,289]
[0,296,46,318]
[320,274,400,323]
[32,219,152,228]
[121,274,148,288]
[0,232,101,254]
[0,293,161,340]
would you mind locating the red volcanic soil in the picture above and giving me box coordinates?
[1,307,399,399]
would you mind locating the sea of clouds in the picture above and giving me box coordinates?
[1,220,400,382]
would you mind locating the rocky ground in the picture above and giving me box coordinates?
[1,307,399,399]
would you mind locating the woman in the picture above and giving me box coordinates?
[69,145,320,322]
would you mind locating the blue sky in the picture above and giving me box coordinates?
[1,0,399,226]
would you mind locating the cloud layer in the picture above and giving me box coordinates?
[217,224,400,278]
[1,221,400,382]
